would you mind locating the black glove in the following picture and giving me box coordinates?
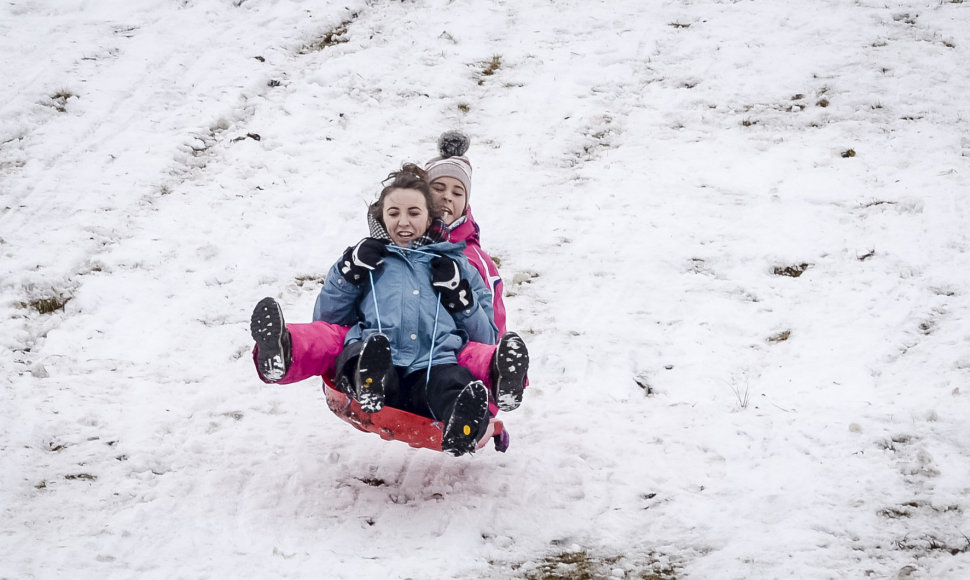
[430,257,474,313]
[340,238,389,285]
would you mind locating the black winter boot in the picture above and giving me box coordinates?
[354,333,392,413]
[441,381,489,457]
[490,332,529,412]
[250,297,292,382]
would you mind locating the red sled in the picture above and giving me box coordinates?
[322,377,508,453]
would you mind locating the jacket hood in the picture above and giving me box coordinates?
[447,206,482,245]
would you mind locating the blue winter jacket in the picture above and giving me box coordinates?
[313,240,498,374]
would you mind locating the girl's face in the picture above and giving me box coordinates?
[382,188,431,246]
[430,177,467,226]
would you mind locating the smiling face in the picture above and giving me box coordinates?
[430,176,467,226]
[381,188,432,246]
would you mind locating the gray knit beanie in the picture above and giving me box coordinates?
[425,131,472,197]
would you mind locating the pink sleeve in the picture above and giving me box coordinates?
[463,245,507,336]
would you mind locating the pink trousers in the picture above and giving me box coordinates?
[255,321,501,414]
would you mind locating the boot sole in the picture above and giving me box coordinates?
[441,381,489,456]
[251,297,287,382]
[355,333,392,413]
[494,332,528,412]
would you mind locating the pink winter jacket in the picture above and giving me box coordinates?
[448,207,506,336]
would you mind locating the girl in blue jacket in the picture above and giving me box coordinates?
[255,164,498,456]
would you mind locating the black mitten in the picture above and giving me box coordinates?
[340,238,389,285]
[430,257,474,313]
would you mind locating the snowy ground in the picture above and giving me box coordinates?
[3,0,970,578]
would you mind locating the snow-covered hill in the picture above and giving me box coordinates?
[3,1,969,578]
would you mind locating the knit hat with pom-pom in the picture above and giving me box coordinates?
[425,130,472,197]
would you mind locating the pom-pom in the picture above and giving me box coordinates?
[437,130,470,158]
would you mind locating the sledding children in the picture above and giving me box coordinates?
[250,132,529,418]
[253,164,498,456]
[424,131,529,413]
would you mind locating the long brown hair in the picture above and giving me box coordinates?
[368,163,440,229]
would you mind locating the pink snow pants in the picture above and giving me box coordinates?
[254,321,501,413]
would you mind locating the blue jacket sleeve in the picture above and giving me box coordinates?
[313,259,363,326]
[450,256,498,344]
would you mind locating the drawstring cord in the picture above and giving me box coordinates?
[368,254,444,422]
[368,270,383,334]
[407,247,443,417]
[425,296,442,421]
[368,247,439,333]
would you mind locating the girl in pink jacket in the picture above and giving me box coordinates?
[424,131,528,414]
